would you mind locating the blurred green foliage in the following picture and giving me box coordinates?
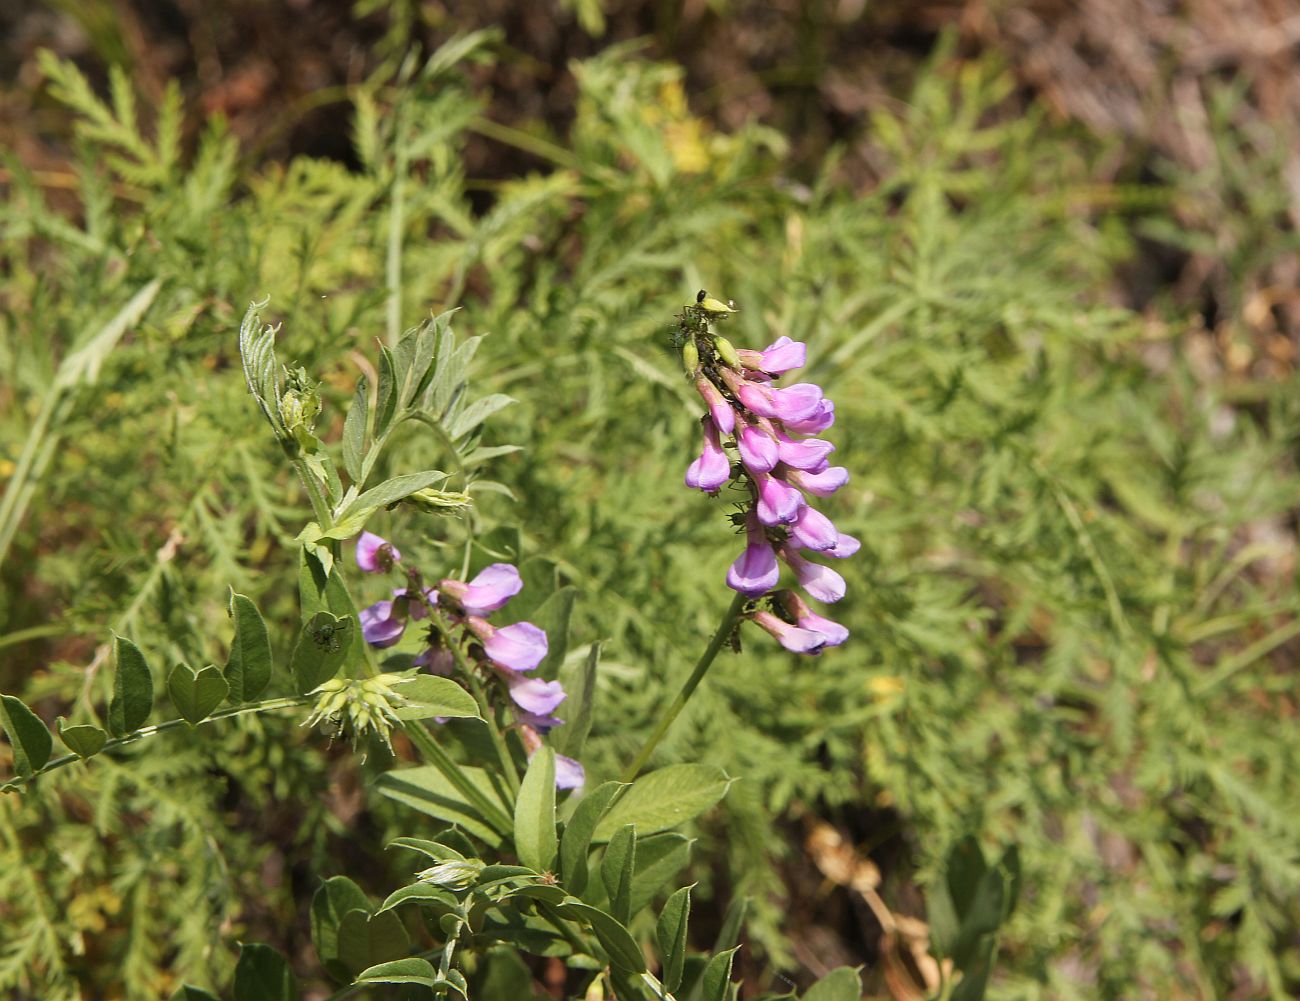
[1,18,1298,1001]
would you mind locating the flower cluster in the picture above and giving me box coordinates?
[354,532,583,789]
[680,292,857,654]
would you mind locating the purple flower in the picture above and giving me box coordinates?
[783,399,835,434]
[400,586,438,621]
[827,532,860,558]
[359,600,406,648]
[780,547,846,603]
[736,423,779,473]
[356,532,400,573]
[695,377,736,435]
[738,336,806,374]
[727,516,779,597]
[754,470,804,525]
[414,646,454,675]
[775,432,835,470]
[752,610,826,654]
[468,618,549,672]
[685,417,732,491]
[733,379,824,423]
[507,675,567,715]
[790,505,839,551]
[440,563,522,616]
[515,710,564,732]
[786,465,849,497]
[781,591,848,646]
[554,753,586,789]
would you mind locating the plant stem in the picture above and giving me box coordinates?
[621,591,746,782]
[402,722,514,834]
[3,696,310,790]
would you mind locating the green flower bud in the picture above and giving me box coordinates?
[713,335,741,368]
[682,338,700,375]
[695,289,737,315]
[419,858,485,891]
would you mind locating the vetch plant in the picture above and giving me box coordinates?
[1,300,869,1001]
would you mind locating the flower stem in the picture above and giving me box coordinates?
[2,696,310,790]
[621,591,746,782]
[402,721,514,834]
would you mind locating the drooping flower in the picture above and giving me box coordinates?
[731,378,824,423]
[736,423,779,473]
[785,465,849,497]
[774,431,835,470]
[413,645,454,675]
[359,599,406,648]
[554,753,586,790]
[695,376,736,434]
[752,610,826,654]
[466,617,549,673]
[440,563,523,616]
[356,531,401,573]
[737,335,807,374]
[726,515,780,597]
[784,399,835,435]
[780,546,846,604]
[753,469,804,525]
[685,417,731,491]
[789,504,839,552]
[506,675,567,716]
[780,591,849,647]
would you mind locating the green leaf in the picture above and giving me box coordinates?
[56,717,106,760]
[556,900,646,972]
[950,938,996,1001]
[356,957,440,987]
[952,862,1008,970]
[592,764,731,842]
[553,642,599,757]
[0,696,52,775]
[374,344,399,438]
[627,833,692,916]
[600,824,636,924]
[232,943,296,1001]
[225,591,273,703]
[946,836,988,919]
[290,612,353,694]
[560,780,623,895]
[699,947,739,1001]
[336,470,448,525]
[514,746,558,873]
[310,876,371,982]
[390,675,480,720]
[377,882,458,913]
[712,895,749,953]
[376,764,509,844]
[926,880,960,960]
[107,634,153,738]
[656,886,692,993]
[387,836,466,862]
[170,987,221,1001]
[337,907,410,977]
[167,664,229,726]
[802,967,863,1001]
[342,374,368,483]
[524,586,575,679]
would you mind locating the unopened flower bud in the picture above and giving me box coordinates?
[713,335,741,369]
[682,338,700,375]
[419,858,484,890]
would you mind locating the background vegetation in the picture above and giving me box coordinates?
[2,1,1298,998]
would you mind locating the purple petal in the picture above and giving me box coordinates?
[775,434,835,470]
[461,563,523,616]
[787,465,849,497]
[782,548,846,603]
[783,399,835,434]
[402,586,439,621]
[685,418,731,491]
[484,621,549,672]
[790,505,839,551]
[754,470,803,525]
[759,336,807,373]
[798,612,849,646]
[695,377,735,435]
[514,710,565,732]
[737,425,779,473]
[359,600,406,648]
[507,675,568,715]
[753,610,826,654]
[356,532,400,573]
[726,517,779,597]
[827,532,860,558]
[554,753,586,789]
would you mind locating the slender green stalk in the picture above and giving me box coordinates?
[3,696,310,790]
[621,591,746,782]
[402,722,514,834]
[385,98,406,347]
[291,457,333,530]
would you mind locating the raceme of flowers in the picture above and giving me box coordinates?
[681,292,858,655]
[354,531,583,789]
